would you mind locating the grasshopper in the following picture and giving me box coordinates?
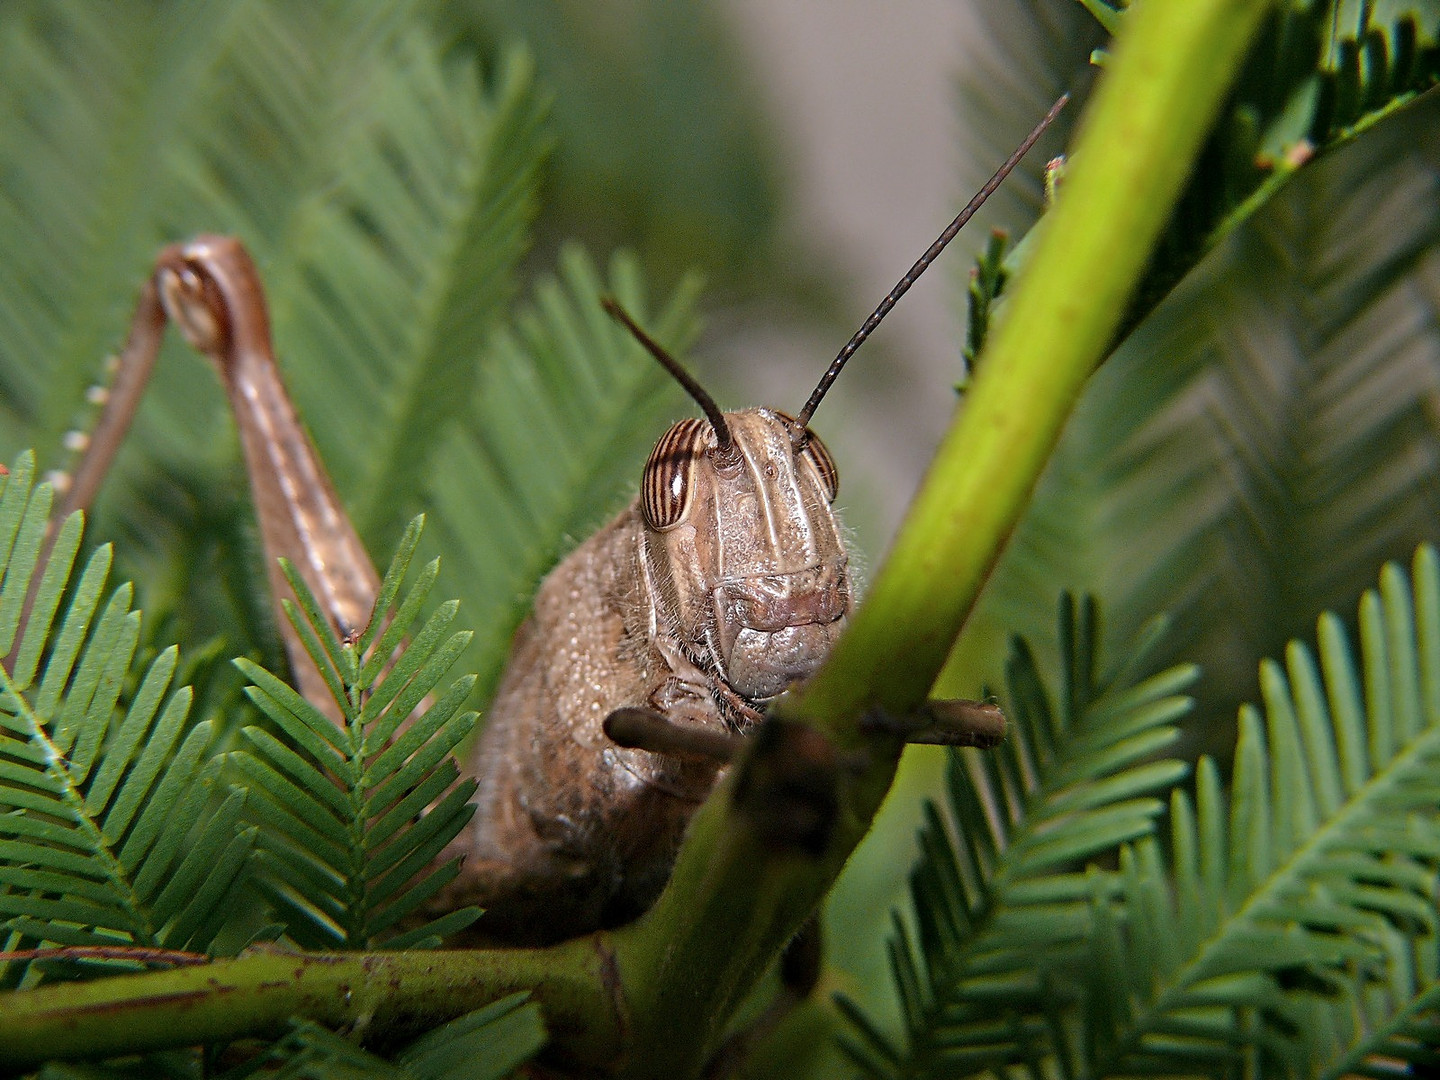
[46,98,1062,945]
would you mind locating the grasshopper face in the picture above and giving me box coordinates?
[641,406,850,705]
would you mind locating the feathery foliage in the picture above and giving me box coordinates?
[853,547,1440,1077]
[951,5,1440,744]
[0,2,553,698]
[0,452,252,988]
[441,0,786,296]
[1079,546,1440,1077]
[424,245,698,700]
[837,596,1198,1076]
[1096,0,1440,320]
[231,517,482,950]
[0,459,535,1071]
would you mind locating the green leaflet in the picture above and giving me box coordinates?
[0,1,424,452]
[422,243,699,703]
[229,517,482,950]
[0,453,253,988]
[1081,548,1440,1077]
[837,595,1197,1077]
[954,14,1440,744]
[0,4,553,704]
[852,547,1440,1078]
[0,462,506,1072]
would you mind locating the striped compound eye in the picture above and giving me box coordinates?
[641,417,711,530]
[802,430,838,502]
[775,411,839,502]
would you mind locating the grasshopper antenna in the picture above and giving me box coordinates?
[793,92,1069,434]
[601,296,737,459]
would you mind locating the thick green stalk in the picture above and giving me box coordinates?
[0,1,1274,1073]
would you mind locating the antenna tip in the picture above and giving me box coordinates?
[601,295,645,339]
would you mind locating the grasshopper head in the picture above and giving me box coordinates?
[640,407,851,705]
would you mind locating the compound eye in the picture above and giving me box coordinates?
[802,430,839,501]
[641,417,710,530]
[775,410,839,502]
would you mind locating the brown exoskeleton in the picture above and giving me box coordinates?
[47,99,1062,946]
[449,313,853,940]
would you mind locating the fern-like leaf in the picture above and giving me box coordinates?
[894,546,1440,1076]
[0,2,421,451]
[444,0,786,295]
[838,595,1197,1077]
[231,38,550,557]
[395,991,546,1080]
[229,516,481,950]
[1072,546,1440,1077]
[1091,1,1440,319]
[954,82,1440,749]
[0,451,252,986]
[0,5,552,704]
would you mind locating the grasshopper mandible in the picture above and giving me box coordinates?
[49,98,1063,945]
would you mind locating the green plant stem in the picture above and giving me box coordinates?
[0,942,620,1070]
[611,735,898,1079]
[0,0,1274,1073]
